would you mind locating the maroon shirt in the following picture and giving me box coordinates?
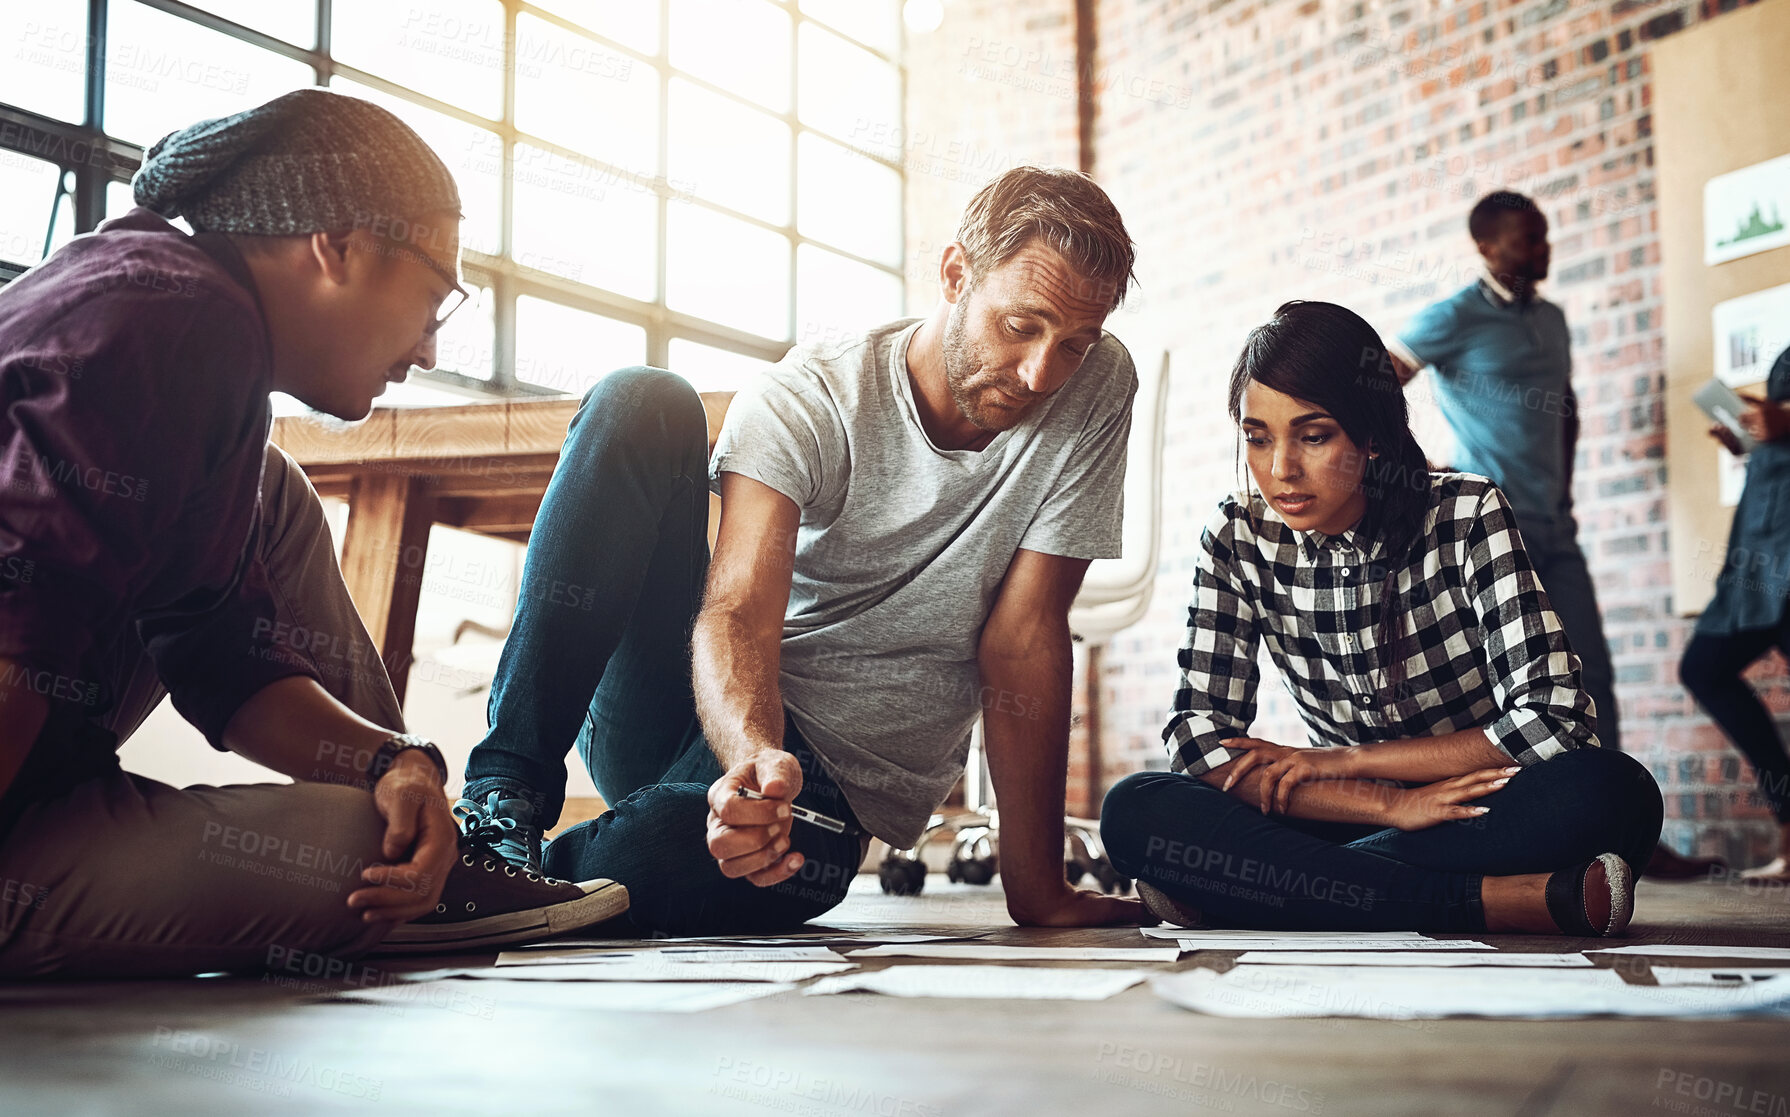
[0,209,317,810]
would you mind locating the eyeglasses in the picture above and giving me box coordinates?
[413,251,469,336]
[379,236,469,335]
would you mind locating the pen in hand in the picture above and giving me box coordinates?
[735,787,853,835]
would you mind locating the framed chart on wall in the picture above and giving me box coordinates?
[1657,0,1790,616]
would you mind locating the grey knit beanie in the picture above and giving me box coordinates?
[132,88,462,235]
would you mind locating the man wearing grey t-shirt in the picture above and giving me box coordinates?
[458,166,1146,934]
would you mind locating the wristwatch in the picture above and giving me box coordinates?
[366,733,449,787]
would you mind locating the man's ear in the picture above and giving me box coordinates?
[940,242,972,306]
[308,229,355,286]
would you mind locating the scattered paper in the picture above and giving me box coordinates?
[1233,951,1592,967]
[846,944,1180,962]
[1588,944,1790,960]
[653,931,987,944]
[1653,968,1790,986]
[1174,936,1491,952]
[803,965,1145,1001]
[331,979,793,1014]
[1152,966,1790,1019]
[496,946,848,966]
[1140,927,1479,943]
[450,960,854,983]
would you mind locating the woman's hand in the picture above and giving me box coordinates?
[1220,738,1358,814]
[1382,766,1519,831]
[1708,422,1746,457]
[1738,395,1790,444]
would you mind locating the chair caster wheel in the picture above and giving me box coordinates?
[879,856,927,895]
[947,855,997,885]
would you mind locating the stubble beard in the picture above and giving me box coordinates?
[941,298,1017,433]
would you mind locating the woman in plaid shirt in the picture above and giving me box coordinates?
[1101,301,1662,936]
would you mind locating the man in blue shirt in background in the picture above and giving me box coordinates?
[1386,190,1718,879]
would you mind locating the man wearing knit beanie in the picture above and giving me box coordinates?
[0,89,625,978]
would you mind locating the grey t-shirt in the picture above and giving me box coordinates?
[709,317,1136,846]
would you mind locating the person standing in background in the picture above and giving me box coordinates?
[1678,345,1790,880]
[1386,190,1722,880]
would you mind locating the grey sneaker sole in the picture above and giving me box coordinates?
[1136,880,1207,930]
[374,879,630,954]
[1598,852,1635,937]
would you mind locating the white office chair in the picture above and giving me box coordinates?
[880,350,1173,894]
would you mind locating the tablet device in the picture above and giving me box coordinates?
[1693,379,1761,454]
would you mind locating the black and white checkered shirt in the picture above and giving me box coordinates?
[1164,473,1597,776]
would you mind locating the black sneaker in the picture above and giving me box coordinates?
[452,784,545,874]
[374,837,628,955]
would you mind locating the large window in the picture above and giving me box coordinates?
[0,0,907,393]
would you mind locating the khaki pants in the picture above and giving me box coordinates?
[0,446,407,978]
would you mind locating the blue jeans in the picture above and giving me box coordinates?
[463,369,863,935]
[1521,515,1621,753]
[1100,748,1662,931]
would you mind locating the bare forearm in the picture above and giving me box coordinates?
[1201,765,1402,825]
[223,676,396,785]
[692,606,786,770]
[1339,729,1511,783]
[979,630,1074,918]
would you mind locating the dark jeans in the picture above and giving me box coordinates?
[464,368,863,936]
[1680,621,1790,824]
[1101,748,1662,931]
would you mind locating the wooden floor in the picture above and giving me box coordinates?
[4,875,1789,1116]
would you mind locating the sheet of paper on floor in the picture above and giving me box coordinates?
[328,979,795,1014]
[845,944,1180,962]
[803,964,1146,1001]
[1232,951,1593,967]
[502,932,983,950]
[1140,927,1488,945]
[651,931,989,945]
[1152,966,1790,1019]
[1173,936,1493,951]
[496,946,849,966]
[1145,930,1453,937]
[448,959,856,982]
[1652,968,1790,985]
[1587,944,1790,960]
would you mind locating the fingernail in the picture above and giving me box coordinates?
[777,805,790,818]
[1503,767,1521,774]
[1473,807,1491,814]
[1491,778,1510,788]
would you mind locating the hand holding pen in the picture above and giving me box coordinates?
[705,747,808,887]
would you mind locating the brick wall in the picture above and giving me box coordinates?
[902,1,1083,310]
[906,0,1774,862]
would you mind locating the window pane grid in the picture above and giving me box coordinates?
[0,0,906,394]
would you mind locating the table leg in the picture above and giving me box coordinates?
[340,473,436,707]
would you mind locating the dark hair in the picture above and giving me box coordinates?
[1467,190,1540,243]
[1226,300,1432,699]
[955,165,1138,313]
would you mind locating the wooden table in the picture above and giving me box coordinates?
[272,393,732,703]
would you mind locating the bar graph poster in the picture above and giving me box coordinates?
[1705,154,1790,265]
[1711,281,1790,387]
